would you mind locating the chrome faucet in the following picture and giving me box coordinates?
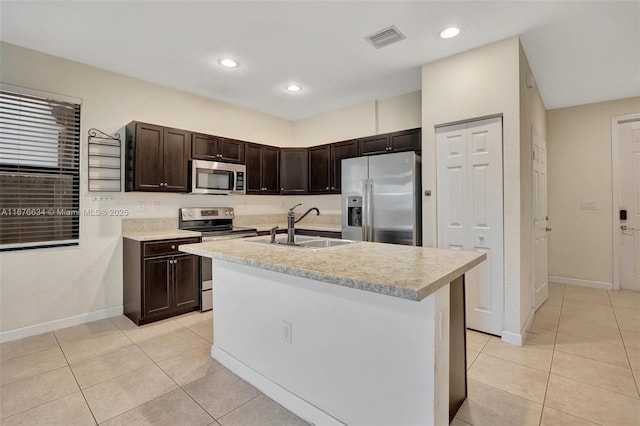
[287,203,320,244]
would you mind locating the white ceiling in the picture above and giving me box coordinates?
[1,1,638,121]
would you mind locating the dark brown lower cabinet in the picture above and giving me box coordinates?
[124,237,200,325]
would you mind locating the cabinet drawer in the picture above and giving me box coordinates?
[143,237,200,257]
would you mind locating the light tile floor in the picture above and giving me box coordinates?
[457,283,640,426]
[0,310,307,425]
[0,283,638,425]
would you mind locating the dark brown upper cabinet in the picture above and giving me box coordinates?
[246,143,280,194]
[359,128,421,156]
[126,121,190,192]
[191,133,245,164]
[308,139,359,194]
[280,148,308,194]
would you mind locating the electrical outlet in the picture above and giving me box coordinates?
[580,201,596,210]
[283,321,292,344]
[91,195,115,202]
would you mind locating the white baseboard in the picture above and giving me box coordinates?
[501,330,524,347]
[548,276,612,290]
[0,305,123,343]
[212,345,345,426]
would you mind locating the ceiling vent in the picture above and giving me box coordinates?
[365,25,406,49]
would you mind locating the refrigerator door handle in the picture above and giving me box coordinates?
[362,179,368,241]
[367,178,373,241]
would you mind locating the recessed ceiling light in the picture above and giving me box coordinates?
[285,84,302,92]
[218,58,238,68]
[440,27,460,39]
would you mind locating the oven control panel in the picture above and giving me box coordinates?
[180,207,234,221]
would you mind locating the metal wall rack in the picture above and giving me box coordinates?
[87,128,121,192]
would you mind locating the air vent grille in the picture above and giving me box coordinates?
[365,25,406,49]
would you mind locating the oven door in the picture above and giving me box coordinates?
[199,231,258,311]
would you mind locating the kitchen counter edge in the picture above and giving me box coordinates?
[179,240,486,302]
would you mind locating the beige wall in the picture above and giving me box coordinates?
[547,96,640,286]
[293,91,421,146]
[422,37,535,342]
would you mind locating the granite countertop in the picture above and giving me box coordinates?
[179,238,485,302]
[123,229,201,242]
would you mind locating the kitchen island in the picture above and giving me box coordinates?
[180,238,485,426]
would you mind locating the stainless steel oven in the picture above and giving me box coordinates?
[189,159,246,195]
[179,207,257,311]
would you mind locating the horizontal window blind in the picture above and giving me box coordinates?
[0,86,81,251]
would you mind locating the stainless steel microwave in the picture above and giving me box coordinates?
[189,160,246,195]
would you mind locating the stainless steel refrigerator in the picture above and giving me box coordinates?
[341,151,422,245]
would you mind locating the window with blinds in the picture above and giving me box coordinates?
[0,84,81,251]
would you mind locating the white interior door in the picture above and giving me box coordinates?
[437,117,504,336]
[532,129,549,309]
[619,119,640,291]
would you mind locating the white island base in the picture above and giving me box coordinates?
[210,260,454,426]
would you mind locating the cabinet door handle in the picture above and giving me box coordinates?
[171,245,176,249]
[331,187,335,190]
[281,187,284,191]
[325,186,329,190]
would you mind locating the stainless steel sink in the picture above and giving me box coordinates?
[246,236,357,250]
[297,239,355,248]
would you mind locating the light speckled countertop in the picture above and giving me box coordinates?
[123,229,201,242]
[179,238,485,301]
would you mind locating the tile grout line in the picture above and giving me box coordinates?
[95,315,219,424]
[553,291,638,398]
[153,349,219,424]
[53,330,100,426]
[608,291,640,400]
[537,289,564,426]
[540,286,608,426]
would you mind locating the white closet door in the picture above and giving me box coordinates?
[532,130,549,310]
[437,117,504,336]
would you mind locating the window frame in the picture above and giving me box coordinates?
[0,83,83,252]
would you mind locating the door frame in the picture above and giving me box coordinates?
[611,113,640,291]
